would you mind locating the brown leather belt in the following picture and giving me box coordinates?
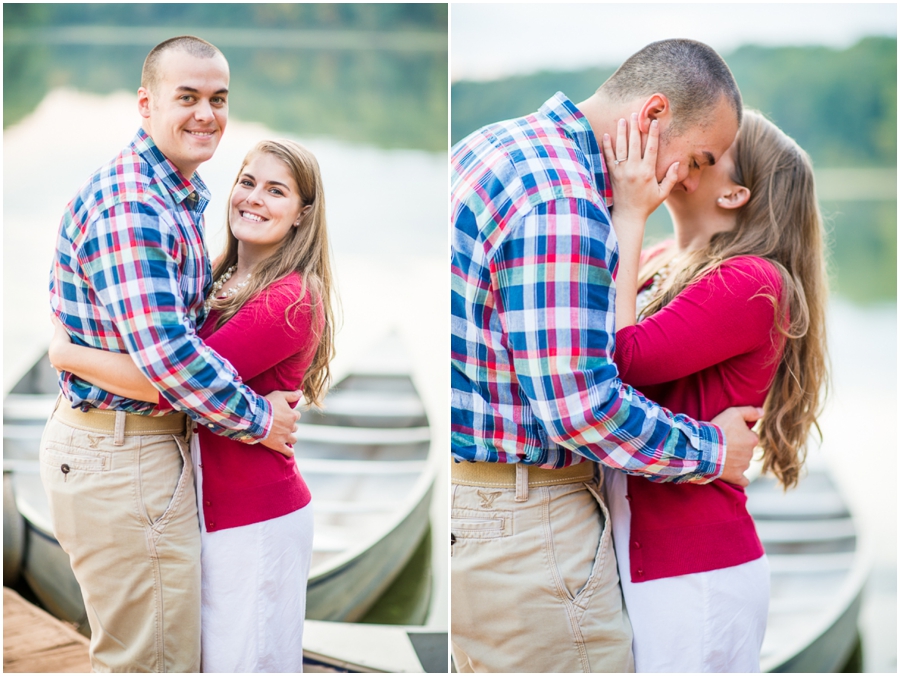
[451,459,595,488]
[54,400,188,437]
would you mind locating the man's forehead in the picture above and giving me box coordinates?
[157,51,229,80]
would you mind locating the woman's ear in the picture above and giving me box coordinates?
[293,204,313,227]
[716,186,750,210]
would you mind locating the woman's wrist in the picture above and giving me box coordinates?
[48,341,68,372]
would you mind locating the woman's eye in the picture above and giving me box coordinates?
[240,179,253,187]
[270,188,284,196]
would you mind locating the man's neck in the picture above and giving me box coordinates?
[575,92,639,149]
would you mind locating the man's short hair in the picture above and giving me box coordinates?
[141,35,223,93]
[598,39,742,135]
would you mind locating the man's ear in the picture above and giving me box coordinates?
[637,93,670,134]
[717,186,751,210]
[137,87,152,120]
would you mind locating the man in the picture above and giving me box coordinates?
[450,39,763,672]
[42,36,300,672]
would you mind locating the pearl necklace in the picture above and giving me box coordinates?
[205,265,252,309]
[635,260,676,316]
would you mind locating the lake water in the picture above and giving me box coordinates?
[3,89,450,630]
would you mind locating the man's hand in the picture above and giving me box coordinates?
[260,390,303,458]
[711,406,764,487]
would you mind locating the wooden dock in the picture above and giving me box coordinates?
[3,587,90,673]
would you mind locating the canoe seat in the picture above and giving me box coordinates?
[755,517,856,544]
[294,424,429,445]
[296,458,428,475]
[766,551,855,574]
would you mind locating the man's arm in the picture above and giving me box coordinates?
[73,199,273,443]
[493,198,734,483]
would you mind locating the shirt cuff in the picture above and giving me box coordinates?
[697,421,727,481]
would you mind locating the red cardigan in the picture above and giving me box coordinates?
[162,272,320,532]
[614,251,785,581]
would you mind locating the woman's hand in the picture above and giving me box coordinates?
[602,114,680,331]
[48,315,72,374]
[602,114,680,223]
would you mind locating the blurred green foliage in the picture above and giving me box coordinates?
[3,3,448,151]
[451,37,897,303]
[452,37,896,168]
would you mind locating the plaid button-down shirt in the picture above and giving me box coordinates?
[50,129,272,443]
[450,93,725,482]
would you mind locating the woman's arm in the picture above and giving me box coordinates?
[614,257,784,387]
[49,316,158,402]
[601,114,680,331]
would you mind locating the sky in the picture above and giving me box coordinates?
[451,3,898,81]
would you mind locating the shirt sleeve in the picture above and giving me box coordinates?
[615,257,784,387]
[493,198,726,483]
[76,199,273,442]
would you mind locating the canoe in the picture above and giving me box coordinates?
[747,450,869,672]
[3,334,438,632]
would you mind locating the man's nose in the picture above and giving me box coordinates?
[194,100,214,121]
[680,170,701,194]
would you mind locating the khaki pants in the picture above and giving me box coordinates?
[39,402,200,673]
[451,463,634,673]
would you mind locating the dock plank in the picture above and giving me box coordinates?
[3,587,90,673]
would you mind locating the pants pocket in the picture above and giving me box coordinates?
[138,434,191,533]
[547,481,611,604]
[451,509,513,540]
[41,444,112,474]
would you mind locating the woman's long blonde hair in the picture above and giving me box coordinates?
[638,110,828,488]
[208,139,338,407]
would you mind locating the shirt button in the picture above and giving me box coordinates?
[637,569,644,576]
[208,522,215,529]
[633,541,641,549]
[205,501,211,506]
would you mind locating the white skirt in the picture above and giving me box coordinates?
[604,467,770,673]
[191,433,314,673]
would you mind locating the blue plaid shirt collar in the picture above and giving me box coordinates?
[131,128,211,208]
[539,92,613,208]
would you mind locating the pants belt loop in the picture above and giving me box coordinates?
[515,463,529,502]
[114,411,126,446]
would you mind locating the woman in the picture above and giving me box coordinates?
[49,139,336,673]
[600,110,828,672]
